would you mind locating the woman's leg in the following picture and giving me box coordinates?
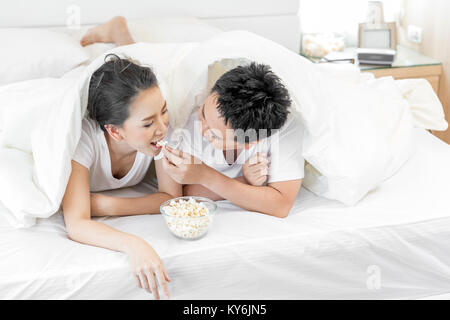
[80,16,135,47]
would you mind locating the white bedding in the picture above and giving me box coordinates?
[2,31,439,227]
[1,128,449,299]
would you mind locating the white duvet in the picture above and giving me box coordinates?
[0,31,447,227]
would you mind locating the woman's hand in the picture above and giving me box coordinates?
[242,153,269,186]
[63,161,172,299]
[126,237,171,300]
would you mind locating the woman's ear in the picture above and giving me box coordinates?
[104,124,124,141]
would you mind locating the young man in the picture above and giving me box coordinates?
[81,17,305,218]
[162,63,304,218]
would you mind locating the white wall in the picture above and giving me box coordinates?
[299,0,402,46]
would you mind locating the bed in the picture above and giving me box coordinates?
[1,0,450,300]
[1,128,450,299]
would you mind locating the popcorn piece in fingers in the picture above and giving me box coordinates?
[156,140,167,148]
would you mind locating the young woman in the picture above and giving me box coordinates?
[62,54,182,300]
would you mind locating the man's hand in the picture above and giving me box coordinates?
[242,153,269,186]
[162,146,208,185]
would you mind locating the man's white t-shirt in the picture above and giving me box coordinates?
[73,118,153,192]
[167,110,305,183]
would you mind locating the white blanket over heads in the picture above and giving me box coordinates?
[0,78,85,227]
[0,42,189,228]
[0,31,446,227]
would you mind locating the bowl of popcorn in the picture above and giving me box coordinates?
[160,196,217,240]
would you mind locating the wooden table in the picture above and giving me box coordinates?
[302,46,443,96]
[358,46,443,96]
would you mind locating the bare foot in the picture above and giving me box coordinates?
[80,16,134,47]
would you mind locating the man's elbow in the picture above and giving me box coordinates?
[277,195,299,218]
[268,202,293,218]
[264,182,300,218]
[275,207,290,219]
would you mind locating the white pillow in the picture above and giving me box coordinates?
[395,78,448,131]
[0,28,88,86]
[301,70,415,205]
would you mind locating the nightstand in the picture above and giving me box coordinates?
[301,46,443,96]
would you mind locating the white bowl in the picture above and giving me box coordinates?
[160,196,217,240]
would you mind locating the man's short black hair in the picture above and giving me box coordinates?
[211,62,291,142]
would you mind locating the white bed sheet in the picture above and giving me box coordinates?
[0,128,449,299]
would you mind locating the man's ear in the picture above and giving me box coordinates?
[104,124,124,141]
[244,140,260,150]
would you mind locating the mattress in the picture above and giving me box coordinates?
[1,128,449,299]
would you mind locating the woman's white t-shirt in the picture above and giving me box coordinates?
[73,118,153,192]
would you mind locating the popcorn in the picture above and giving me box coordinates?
[162,198,212,239]
[156,140,167,148]
[164,198,209,217]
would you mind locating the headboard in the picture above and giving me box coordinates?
[1,0,301,52]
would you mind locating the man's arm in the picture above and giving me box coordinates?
[199,166,301,218]
[183,176,247,201]
[162,148,301,217]
[163,147,301,217]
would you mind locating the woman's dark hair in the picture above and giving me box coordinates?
[212,62,291,142]
[87,53,158,132]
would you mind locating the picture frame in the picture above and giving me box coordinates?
[358,22,397,50]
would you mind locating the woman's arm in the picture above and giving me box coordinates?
[63,160,171,299]
[90,159,182,216]
[155,157,183,197]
